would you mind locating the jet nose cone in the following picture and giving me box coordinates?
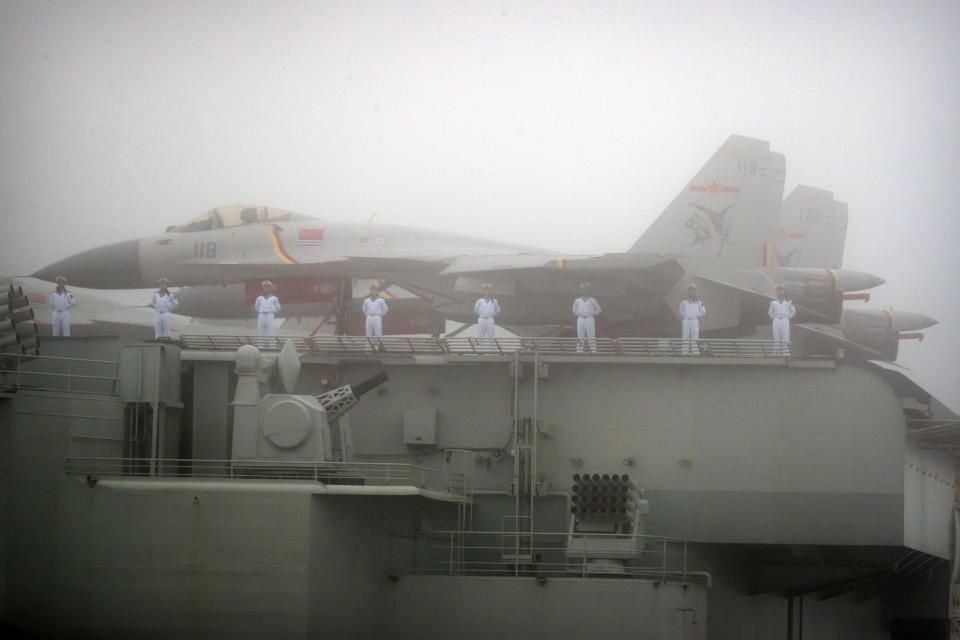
[32,239,143,288]
[890,310,938,332]
[835,270,885,292]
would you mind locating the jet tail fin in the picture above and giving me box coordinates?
[629,135,786,268]
[775,185,848,268]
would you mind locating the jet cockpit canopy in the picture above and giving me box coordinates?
[166,205,315,232]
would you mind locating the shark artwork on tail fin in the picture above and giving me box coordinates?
[629,135,787,270]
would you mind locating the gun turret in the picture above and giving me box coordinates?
[315,371,389,422]
[232,343,389,464]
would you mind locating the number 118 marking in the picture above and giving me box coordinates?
[194,241,216,259]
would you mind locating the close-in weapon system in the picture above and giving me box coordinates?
[231,341,389,464]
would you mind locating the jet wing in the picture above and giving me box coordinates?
[171,256,445,282]
[439,252,682,275]
[695,271,833,321]
[435,252,685,300]
[695,270,776,299]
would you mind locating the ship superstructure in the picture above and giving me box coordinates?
[2,332,957,639]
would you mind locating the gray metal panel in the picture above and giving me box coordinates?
[192,361,232,460]
[528,362,907,545]
[56,481,312,638]
[403,408,437,446]
[645,490,903,545]
[117,344,181,404]
[904,440,955,558]
[342,364,514,453]
[308,496,386,640]
[5,394,73,637]
[377,575,707,640]
[0,398,10,623]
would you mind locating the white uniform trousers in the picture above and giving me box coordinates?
[772,317,791,355]
[681,319,700,354]
[365,315,383,337]
[477,317,496,340]
[154,311,172,339]
[576,316,596,352]
[52,310,71,337]
[258,313,277,337]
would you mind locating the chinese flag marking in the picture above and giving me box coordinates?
[298,228,325,241]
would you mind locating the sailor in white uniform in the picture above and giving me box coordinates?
[151,278,178,340]
[48,276,75,337]
[474,284,500,342]
[572,283,602,352]
[254,281,282,337]
[677,284,706,354]
[361,283,389,338]
[768,283,796,355]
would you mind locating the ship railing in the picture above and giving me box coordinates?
[384,529,711,586]
[0,353,119,395]
[615,337,792,358]
[65,457,467,497]
[308,335,446,354]
[177,334,791,359]
[177,334,314,353]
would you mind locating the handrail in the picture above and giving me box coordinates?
[0,352,119,395]
[65,457,469,498]
[384,528,712,586]
[177,334,792,358]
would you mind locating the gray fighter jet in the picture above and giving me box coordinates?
[33,135,886,336]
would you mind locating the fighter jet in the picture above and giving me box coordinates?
[33,135,886,336]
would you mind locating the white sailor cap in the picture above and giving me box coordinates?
[687,283,697,291]
[262,280,275,288]
[369,282,380,289]
[158,277,170,284]
[55,275,67,283]
[776,283,787,290]
[481,283,493,290]
[579,282,591,289]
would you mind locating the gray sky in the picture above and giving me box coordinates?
[1,0,958,410]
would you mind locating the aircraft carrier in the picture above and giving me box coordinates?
[2,284,958,639]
